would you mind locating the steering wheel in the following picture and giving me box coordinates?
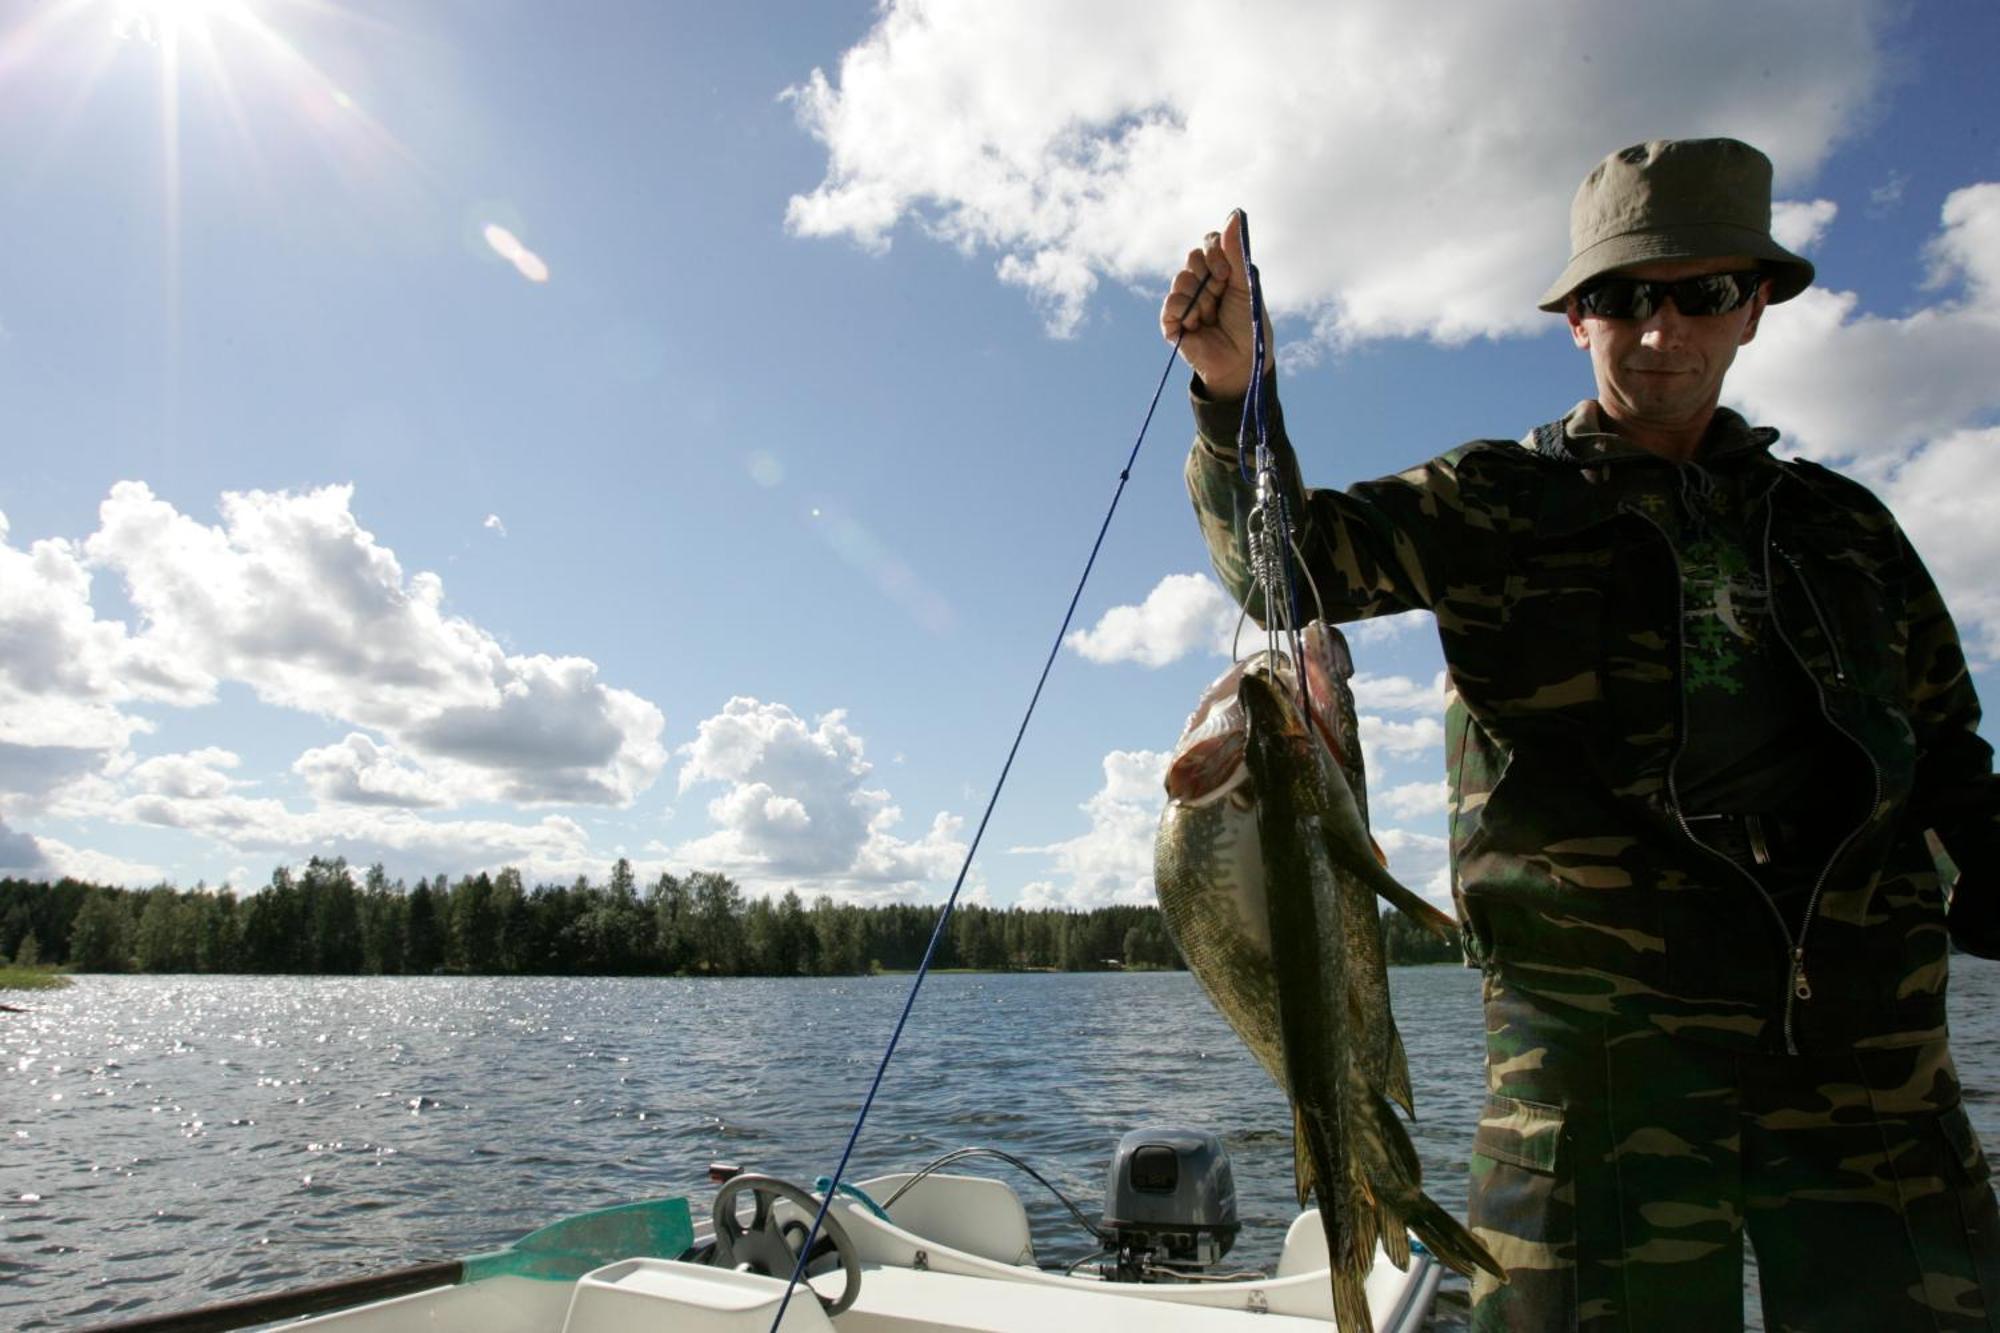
[711,1173,862,1316]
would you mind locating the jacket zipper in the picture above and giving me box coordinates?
[1765,522,1885,1049]
[1619,503,1803,1048]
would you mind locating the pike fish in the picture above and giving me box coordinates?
[1153,623,1503,1331]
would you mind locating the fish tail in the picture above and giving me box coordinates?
[1316,1190,1378,1332]
[1407,1194,1508,1283]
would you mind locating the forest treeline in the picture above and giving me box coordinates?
[0,856,1464,977]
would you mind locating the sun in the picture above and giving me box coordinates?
[3,0,415,186]
[107,0,256,45]
[1,0,418,393]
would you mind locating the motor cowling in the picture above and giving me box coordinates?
[1099,1127,1238,1281]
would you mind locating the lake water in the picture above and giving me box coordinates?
[8,965,2000,1330]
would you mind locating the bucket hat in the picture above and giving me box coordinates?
[1538,138,1814,312]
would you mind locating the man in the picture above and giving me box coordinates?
[1164,138,2000,1330]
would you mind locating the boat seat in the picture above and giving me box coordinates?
[857,1173,1036,1268]
[1274,1208,1328,1278]
[562,1259,836,1333]
[834,1266,1331,1332]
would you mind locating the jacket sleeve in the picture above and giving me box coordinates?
[1183,373,1485,628]
[1899,532,2000,949]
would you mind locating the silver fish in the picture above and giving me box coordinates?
[1154,626,1502,1330]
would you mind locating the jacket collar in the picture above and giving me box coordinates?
[1527,399,1782,467]
[1521,401,1788,537]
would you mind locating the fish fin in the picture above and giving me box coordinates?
[1291,1105,1317,1208]
[1385,1021,1415,1117]
[1328,1263,1373,1333]
[1318,1175,1378,1329]
[1361,860,1461,942]
[1382,1215,1412,1271]
[1371,1090,1424,1184]
[1407,1193,1508,1283]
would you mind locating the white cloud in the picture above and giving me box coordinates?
[0,813,164,886]
[1013,748,1167,910]
[0,816,50,877]
[129,748,241,801]
[108,779,598,885]
[1352,610,1430,647]
[787,0,1883,342]
[1352,671,1446,715]
[293,734,451,809]
[1377,780,1448,822]
[1374,826,1453,910]
[0,484,681,882]
[1875,427,2000,663]
[1068,573,1240,666]
[1360,714,1445,762]
[1771,199,1838,253]
[82,482,666,806]
[483,514,507,537]
[1870,170,1909,213]
[1731,184,2000,463]
[1070,574,1451,674]
[673,696,965,900]
[1728,183,2000,656]
[0,511,211,808]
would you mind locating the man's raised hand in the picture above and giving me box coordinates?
[1160,209,1262,401]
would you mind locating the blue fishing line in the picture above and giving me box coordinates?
[1235,213,1270,484]
[1229,215,1309,688]
[766,275,1211,1331]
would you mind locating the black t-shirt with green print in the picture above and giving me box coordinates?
[1661,459,1850,823]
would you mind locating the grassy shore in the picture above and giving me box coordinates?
[0,965,71,991]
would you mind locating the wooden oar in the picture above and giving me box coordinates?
[85,1195,695,1333]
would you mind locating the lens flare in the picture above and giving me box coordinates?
[482,224,551,284]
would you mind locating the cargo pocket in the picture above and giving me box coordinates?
[1467,1093,1574,1330]
[1935,1104,2000,1314]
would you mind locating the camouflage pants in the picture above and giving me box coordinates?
[1467,974,2000,1331]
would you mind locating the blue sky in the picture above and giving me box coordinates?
[2,0,1996,908]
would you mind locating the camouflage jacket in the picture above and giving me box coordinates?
[1187,383,2000,1054]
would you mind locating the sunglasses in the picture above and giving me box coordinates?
[1573,269,1767,320]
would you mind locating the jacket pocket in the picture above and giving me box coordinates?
[1775,532,1906,702]
[1467,1093,1574,1327]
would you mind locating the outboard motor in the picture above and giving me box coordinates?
[1099,1126,1239,1281]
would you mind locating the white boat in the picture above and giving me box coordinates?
[105,1132,1443,1333]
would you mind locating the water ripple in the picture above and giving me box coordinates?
[9,968,2000,1329]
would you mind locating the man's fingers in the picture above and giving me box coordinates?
[1160,215,1244,344]
[1163,266,1211,334]
[1184,232,1236,326]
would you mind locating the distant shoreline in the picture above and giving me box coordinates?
[0,965,71,992]
[21,961,1463,982]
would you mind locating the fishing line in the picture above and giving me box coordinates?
[766,273,1211,1330]
[1231,215,1313,715]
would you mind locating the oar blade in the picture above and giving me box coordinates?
[86,1197,696,1333]
[467,1196,695,1282]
